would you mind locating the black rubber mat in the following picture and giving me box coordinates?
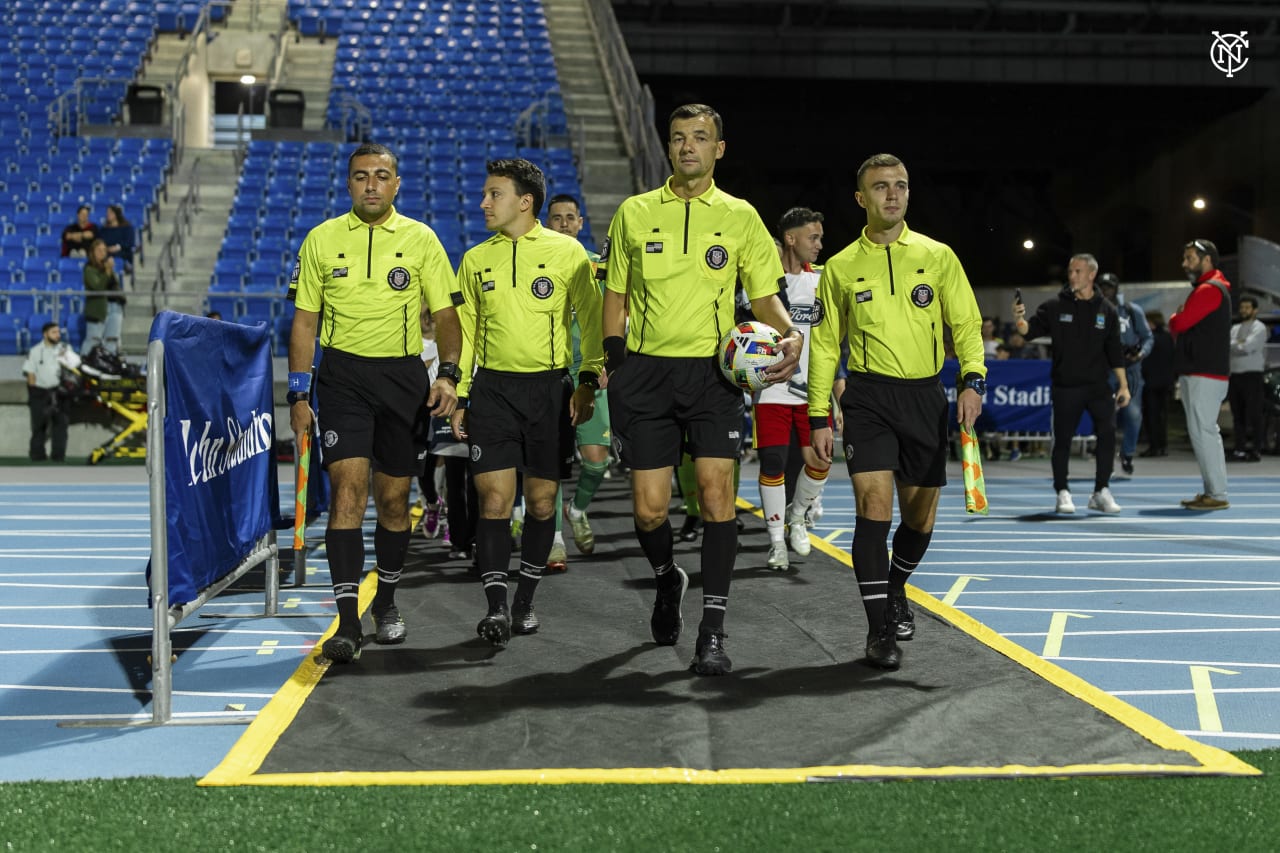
[235,477,1240,781]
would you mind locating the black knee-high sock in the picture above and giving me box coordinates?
[371,524,411,612]
[515,514,554,604]
[851,516,891,632]
[475,517,511,609]
[699,519,736,632]
[889,523,932,593]
[635,518,678,590]
[325,527,365,638]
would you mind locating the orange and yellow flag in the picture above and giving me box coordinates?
[959,424,989,515]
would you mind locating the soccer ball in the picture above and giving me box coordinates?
[718,321,783,392]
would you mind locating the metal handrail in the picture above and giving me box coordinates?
[582,0,666,192]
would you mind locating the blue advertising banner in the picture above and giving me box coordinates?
[941,359,1094,435]
[149,312,280,605]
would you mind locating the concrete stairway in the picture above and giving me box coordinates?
[542,0,636,232]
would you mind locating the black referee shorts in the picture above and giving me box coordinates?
[466,367,571,480]
[840,372,949,487]
[316,349,428,477]
[607,353,744,470]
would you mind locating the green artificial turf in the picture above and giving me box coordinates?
[2,750,1274,852]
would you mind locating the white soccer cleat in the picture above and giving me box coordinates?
[1055,489,1076,514]
[1088,487,1122,514]
[766,540,790,571]
[787,515,811,556]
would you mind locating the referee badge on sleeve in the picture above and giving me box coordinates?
[289,257,301,284]
[598,236,611,262]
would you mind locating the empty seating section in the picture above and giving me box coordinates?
[0,1,167,354]
[211,0,586,354]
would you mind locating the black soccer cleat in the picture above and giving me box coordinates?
[690,626,732,676]
[320,631,363,664]
[650,565,688,645]
[511,600,540,635]
[864,625,902,670]
[887,591,915,641]
[372,604,407,645]
[477,604,511,649]
[678,516,701,542]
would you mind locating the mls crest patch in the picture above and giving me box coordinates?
[387,266,411,290]
[531,276,554,299]
[1095,313,1106,329]
[704,244,729,270]
[911,283,934,308]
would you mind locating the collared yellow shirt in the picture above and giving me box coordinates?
[807,221,986,419]
[601,178,783,358]
[456,222,603,398]
[290,207,456,358]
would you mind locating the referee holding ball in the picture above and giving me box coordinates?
[289,142,463,664]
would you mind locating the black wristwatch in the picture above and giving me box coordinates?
[578,371,600,391]
[962,373,986,396]
[286,390,310,405]
[437,361,462,384]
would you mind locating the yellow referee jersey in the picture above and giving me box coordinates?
[807,222,985,419]
[456,223,603,398]
[601,179,783,358]
[290,208,456,358]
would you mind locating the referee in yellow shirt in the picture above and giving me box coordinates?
[601,104,801,676]
[288,142,463,664]
[807,153,985,670]
[451,159,603,649]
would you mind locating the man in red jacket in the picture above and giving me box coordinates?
[1171,239,1232,510]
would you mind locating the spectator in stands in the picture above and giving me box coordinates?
[288,142,463,664]
[1005,329,1045,359]
[1140,310,1174,457]
[99,205,135,274]
[1227,295,1267,462]
[60,204,98,257]
[82,238,124,355]
[545,193,608,565]
[1097,272,1152,477]
[451,159,603,649]
[22,322,72,462]
[981,316,1002,357]
[1172,239,1232,510]
[1012,253,1129,514]
[205,311,223,321]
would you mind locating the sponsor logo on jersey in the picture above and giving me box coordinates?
[790,302,822,324]
[387,266,411,290]
[911,283,934,308]
[705,245,729,270]
[531,276,554,299]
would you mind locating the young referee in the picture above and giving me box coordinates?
[450,159,603,649]
[600,104,802,676]
[807,153,986,670]
[289,142,463,664]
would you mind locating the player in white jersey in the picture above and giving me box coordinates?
[754,207,836,570]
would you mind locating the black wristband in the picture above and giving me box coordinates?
[784,326,803,340]
[437,361,461,384]
[578,371,600,390]
[456,396,468,410]
[603,336,626,373]
[286,390,310,405]
[809,416,830,432]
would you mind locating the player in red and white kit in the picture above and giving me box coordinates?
[754,207,839,570]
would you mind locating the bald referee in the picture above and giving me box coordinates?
[289,142,462,664]
[601,103,801,676]
[451,159,603,649]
